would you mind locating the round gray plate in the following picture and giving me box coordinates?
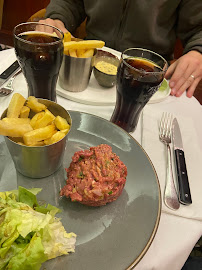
[0,111,161,270]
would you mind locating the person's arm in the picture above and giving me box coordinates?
[165,0,202,97]
[44,0,86,33]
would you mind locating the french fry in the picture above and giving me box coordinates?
[33,109,55,129]
[76,49,86,58]
[54,116,70,131]
[30,112,45,129]
[23,124,56,146]
[16,142,25,146]
[63,40,105,54]
[60,129,69,135]
[64,50,69,56]
[2,93,71,147]
[0,121,33,137]
[20,106,30,118]
[29,141,46,147]
[7,93,26,118]
[26,96,47,112]
[81,49,94,58]
[8,137,25,144]
[69,49,77,58]
[64,32,72,42]
[44,131,65,145]
[2,118,30,125]
[63,32,75,56]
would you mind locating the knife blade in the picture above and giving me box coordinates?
[0,60,20,87]
[172,118,192,205]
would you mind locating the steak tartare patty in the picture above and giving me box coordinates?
[60,144,127,206]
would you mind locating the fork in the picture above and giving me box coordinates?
[159,112,180,210]
[0,69,21,97]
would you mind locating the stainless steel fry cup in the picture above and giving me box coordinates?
[1,99,72,178]
[58,52,96,92]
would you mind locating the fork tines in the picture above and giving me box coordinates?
[159,112,173,138]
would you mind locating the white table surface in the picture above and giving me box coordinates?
[0,48,202,270]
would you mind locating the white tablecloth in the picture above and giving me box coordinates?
[0,49,202,270]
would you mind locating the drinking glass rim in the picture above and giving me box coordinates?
[121,47,168,74]
[13,22,64,46]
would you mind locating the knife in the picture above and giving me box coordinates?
[172,118,192,205]
[0,60,20,87]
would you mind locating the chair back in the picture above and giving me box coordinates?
[28,8,46,22]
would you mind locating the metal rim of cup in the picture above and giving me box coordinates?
[13,22,64,46]
[121,47,168,75]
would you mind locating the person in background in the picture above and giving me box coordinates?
[39,0,202,98]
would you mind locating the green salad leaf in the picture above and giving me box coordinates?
[0,186,76,270]
[18,186,40,208]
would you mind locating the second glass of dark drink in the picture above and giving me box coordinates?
[14,22,64,101]
[110,48,168,133]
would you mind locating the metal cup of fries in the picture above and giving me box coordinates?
[59,53,95,92]
[59,37,105,92]
[1,97,72,178]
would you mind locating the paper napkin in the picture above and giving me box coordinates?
[0,49,28,117]
[0,48,16,75]
[141,105,202,221]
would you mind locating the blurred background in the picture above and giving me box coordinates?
[0,0,50,47]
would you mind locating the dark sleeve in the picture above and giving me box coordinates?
[45,0,86,32]
[176,0,202,54]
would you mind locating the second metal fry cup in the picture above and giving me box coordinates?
[1,99,72,178]
[58,51,96,92]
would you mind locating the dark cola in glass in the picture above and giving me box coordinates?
[111,48,168,133]
[14,22,64,101]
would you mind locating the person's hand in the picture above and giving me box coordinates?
[38,18,68,34]
[165,50,202,97]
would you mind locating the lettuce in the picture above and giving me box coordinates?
[0,186,76,270]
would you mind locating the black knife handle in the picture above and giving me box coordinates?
[174,149,192,205]
[0,60,20,79]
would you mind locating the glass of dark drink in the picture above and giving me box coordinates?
[14,22,64,101]
[110,48,168,133]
